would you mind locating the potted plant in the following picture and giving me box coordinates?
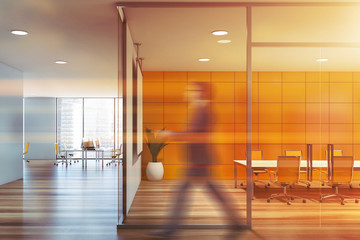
[144,128,167,181]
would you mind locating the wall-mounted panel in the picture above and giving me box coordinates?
[0,63,23,185]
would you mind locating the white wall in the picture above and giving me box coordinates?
[0,62,23,185]
[125,24,142,214]
[23,73,118,97]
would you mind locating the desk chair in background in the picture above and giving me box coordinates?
[54,143,68,167]
[63,143,78,164]
[267,156,306,205]
[241,150,270,188]
[23,142,30,163]
[320,156,359,205]
[107,144,123,167]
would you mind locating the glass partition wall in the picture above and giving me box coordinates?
[117,5,251,229]
[251,4,360,233]
[118,1,360,232]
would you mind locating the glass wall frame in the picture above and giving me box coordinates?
[117,1,360,230]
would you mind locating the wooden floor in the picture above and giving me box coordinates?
[2,161,360,239]
[0,160,120,240]
[125,179,360,239]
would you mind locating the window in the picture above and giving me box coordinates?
[56,98,121,157]
[56,98,83,149]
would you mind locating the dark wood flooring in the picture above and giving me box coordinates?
[2,161,360,239]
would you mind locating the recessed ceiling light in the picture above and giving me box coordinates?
[55,60,67,64]
[11,30,28,36]
[212,30,228,36]
[316,58,328,62]
[198,58,210,62]
[217,40,232,44]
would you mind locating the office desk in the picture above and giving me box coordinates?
[234,160,360,188]
[65,149,104,168]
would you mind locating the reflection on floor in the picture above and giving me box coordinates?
[126,179,360,239]
[2,162,360,239]
[125,180,246,225]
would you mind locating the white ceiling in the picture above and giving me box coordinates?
[0,0,119,82]
[125,4,360,71]
[2,0,360,81]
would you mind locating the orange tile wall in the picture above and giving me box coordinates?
[142,71,360,179]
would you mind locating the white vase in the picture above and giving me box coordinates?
[146,162,164,181]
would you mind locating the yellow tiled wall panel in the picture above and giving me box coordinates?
[143,82,164,102]
[306,82,329,102]
[283,72,305,82]
[188,72,211,82]
[212,144,235,165]
[259,72,282,83]
[282,83,306,102]
[212,72,234,82]
[164,82,187,102]
[212,82,235,102]
[259,83,282,102]
[142,71,360,179]
[282,103,306,123]
[306,72,329,83]
[164,72,187,82]
[143,103,163,123]
[330,83,353,102]
[143,72,163,82]
[259,103,281,123]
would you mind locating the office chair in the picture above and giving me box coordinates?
[54,143,68,167]
[241,150,270,188]
[320,156,359,205]
[267,156,306,205]
[107,144,123,167]
[285,150,310,188]
[23,142,30,163]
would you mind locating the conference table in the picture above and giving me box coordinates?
[65,149,105,168]
[233,159,360,188]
